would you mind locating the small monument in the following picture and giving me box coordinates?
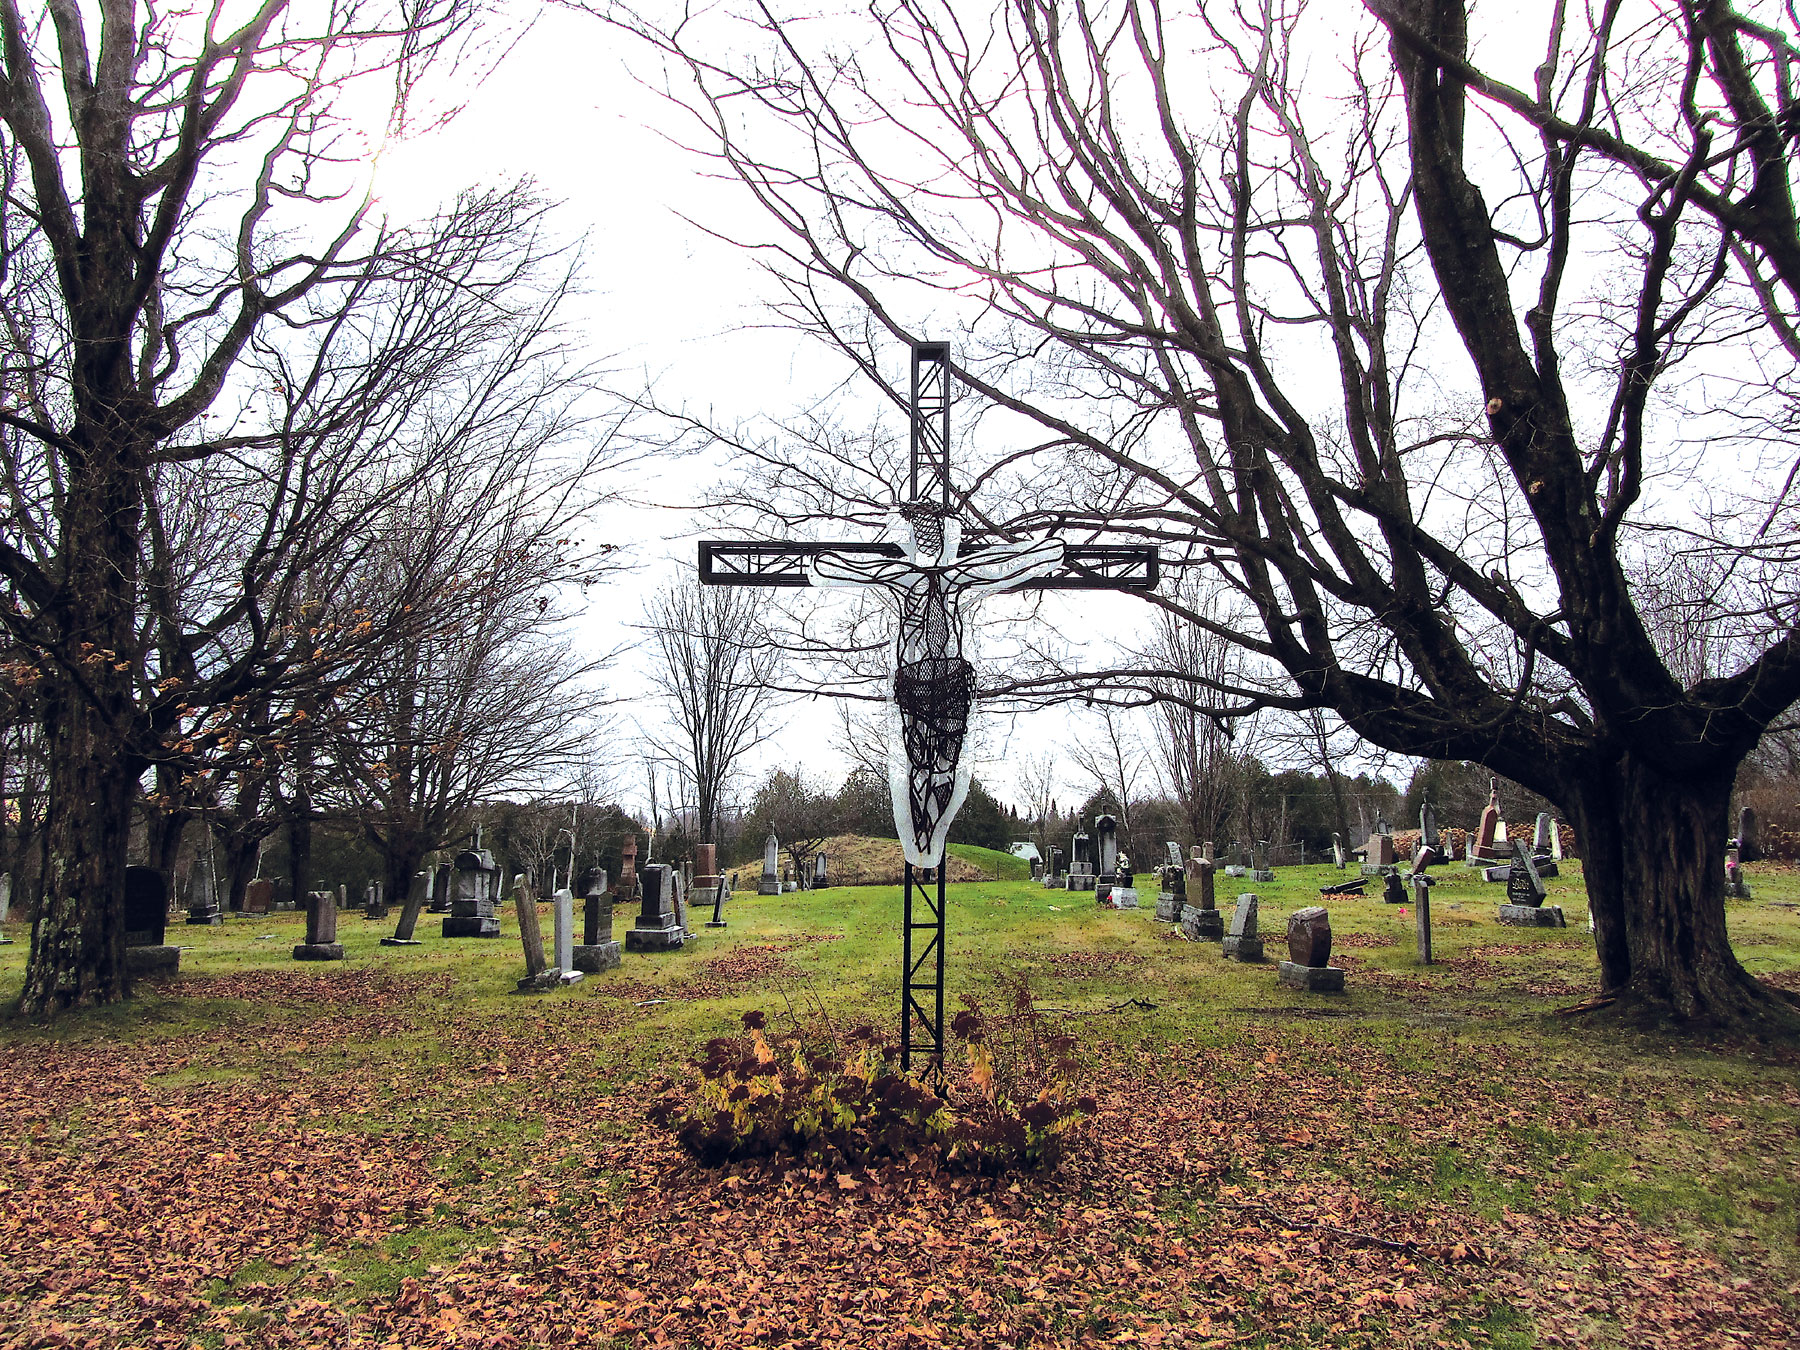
[1471,782,1507,862]
[1420,800,1441,852]
[1724,848,1753,900]
[1498,839,1564,926]
[443,845,502,938]
[1278,906,1344,991]
[1180,847,1224,939]
[427,863,454,914]
[625,864,686,952]
[124,866,179,975]
[1331,833,1346,869]
[244,877,274,915]
[1250,840,1275,884]
[758,832,782,895]
[294,889,345,960]
[1382,871,1406,905]
[185,867,222,926]
[363,880,387,920]
[1736,806,1760,863]
[1221,893,1265,962]
[1111,852,1138,908]
[574,866,622,973]
[814,851,829,889]
[1065,828,1096,891]
[1155,842,1186,922]
[514,876,583,991]
[1093,815,1119,904]
[381,871,430,946]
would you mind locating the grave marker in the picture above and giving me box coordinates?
[1498,839,1565,927]
[381,871,430,946]
[294,889,344,960]
[574,866,623,972]
[1278,906,1344,991]
[124,866,178,975]
[1221,893,1265,962]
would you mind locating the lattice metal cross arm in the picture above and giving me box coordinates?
[698,540,1158,590]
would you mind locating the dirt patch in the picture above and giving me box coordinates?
[727,835,988,887]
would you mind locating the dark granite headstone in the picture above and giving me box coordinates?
[124,867,168,947]
[1505,840,1546,907]
[1382,871,1406,905]
[1286,907,1332,967]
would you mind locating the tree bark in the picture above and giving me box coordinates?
[1567,750,1798,1028]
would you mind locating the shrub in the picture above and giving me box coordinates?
[648,976,1095,1173]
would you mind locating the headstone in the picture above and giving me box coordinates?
[1472,781,1504,861]
[1724,849,1753,900]
[1166,841,1183,870]
[185,867,222,926]
[381,871,430,945]
[814,851,829,889]
[1737,806,1760,863]
[1278,906,1344,991]
[707,873,730,927]
[1095,816,1119,878]
[1382,871,1406,905]
[759,832,782,895]
[574,866,622,972]
[1411,872,1434,964]
[1550,821,1564,861]
[1318,878,1365,897]
[1065,830,1096,890]
[694,843,721,910]
[363,880,388,920]
[1533,813,1555,856]
[671,869,691,934]
[294,889,344,960]
[1250,840,1275,884]
[123,866,178,974]
[625,864,685,951]
[1221,893,1265,961]
[244,877,274,915]
[427,863,453,913]
[1420,800,1440,851]
[443,847,502,937]
[1331,833,1346,869]
[1498,839,1564,926]
[514,877,580,991]
[1370,834,1396,867]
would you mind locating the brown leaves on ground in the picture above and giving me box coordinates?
[3,987,1797,1349]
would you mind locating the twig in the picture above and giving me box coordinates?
[1227,1201,1457,1259]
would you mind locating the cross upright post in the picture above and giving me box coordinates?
[697,341,1158,1074]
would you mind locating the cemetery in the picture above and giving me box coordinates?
[5,1,1800,1348]
[3,835,1799,1347]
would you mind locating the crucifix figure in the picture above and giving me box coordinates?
[699,341,1156,1071]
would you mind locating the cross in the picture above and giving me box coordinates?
[698,341,1157,1072]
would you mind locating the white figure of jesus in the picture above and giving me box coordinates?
[807,501,1064,868]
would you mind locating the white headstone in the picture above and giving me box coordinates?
[553,888,574,971]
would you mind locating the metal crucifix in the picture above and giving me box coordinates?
[698,341,1157,1072]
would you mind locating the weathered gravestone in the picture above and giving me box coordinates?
[1066,829,1096,891]
[185,867,222,926]
[694,843,721,908]
[759,833,782,895]
[443,847,503,938]
[1093,815,1119,904]
[294,889,345,960]
[1724,848,1753,900]
[625,863,686,952]
[1411,872,1435,964]
[1221,893,1265,962]
[363,880,387,920]
[381,871,430,946]
[574,866,623,972]
[0,872,10,945]
[1278,906,1344,991]
[1737,806,1760,863]
[1470,782,1507,862]
[244,877,274,915]
[1331,833,1346,869]
[1498,839,1564,926]
[427,863,454,914]
[1180,848,1224,939]
[1421,800,1441,853]
[814,852,829,889]
[1318,877,1366,897]
[1251,841,1275,884]
[124,866,179,974]
[1155,842,1186,922]
[1112,853,1138,908]
[514,877,582,991]
[1223,840,1248,880]
[1382,870,1407,905]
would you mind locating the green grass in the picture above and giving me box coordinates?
[945,840,1033,880]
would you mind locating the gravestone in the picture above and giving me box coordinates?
[1411,872,1434,964]
[363,880,387,920]
[244,878,274,915]
[1498,840,1564,926]
[294,889,345,960]
[1533,813,1555,856]
[574,866,622,972]
[759,833,782,895]
[1250,841,1275,884]
[671,868,692,935]
[1737,806,1760,863]
[1278,906,1344,991]
[0,872,9,945]
[515,877,581,991]
[1550,820,1564,861]
[1471,782,1506,861]
[427,863,453,914]
[1221,893,1264,961]
[443,847,503,938]
[381,871,430,946]
[706,873,730,928]
[124,866,179,975]
[1382,871,1407,905]
[814,852,829,889]
[1155,844,1186,922]
[1420,800,1441,851]
[1724,849,1753,900]
[1180,847,1224,939]
[185,867,222,926]
[1331,833,1346,869]
[1111,853,1138,908]
[1362,832,1397,872]
[1065,829,1096,891]
[1318,878,1366,897]
[694,843,720,912]
[625,864,685,951]
[1095,816,1119,877]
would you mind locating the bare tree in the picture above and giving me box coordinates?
[641,581,782,847]
[600,0,1800,1028]
[1069,706,1145,857]
[0,2,651,1013]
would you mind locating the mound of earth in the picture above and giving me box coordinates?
[727,835,989,888]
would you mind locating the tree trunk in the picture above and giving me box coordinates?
[19,677,137,1014]
[1568,750,1798,1029]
